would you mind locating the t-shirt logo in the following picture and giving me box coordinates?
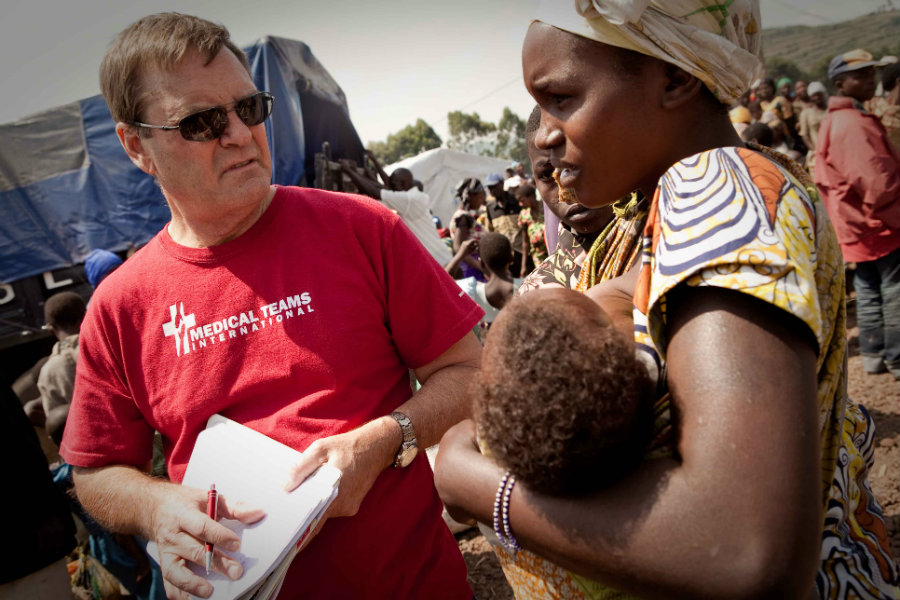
[160,293,315,358]
[162,302,196,357]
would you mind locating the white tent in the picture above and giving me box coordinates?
[386,148,510,227]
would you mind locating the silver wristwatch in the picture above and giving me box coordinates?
[389,411,418,468]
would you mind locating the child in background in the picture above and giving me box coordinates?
[454,232,524,341]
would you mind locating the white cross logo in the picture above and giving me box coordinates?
[162,303,195,356]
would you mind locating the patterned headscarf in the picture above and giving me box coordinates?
[534,0,764,104]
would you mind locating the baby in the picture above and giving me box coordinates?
[473,286,653,496]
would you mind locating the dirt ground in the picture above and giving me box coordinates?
[458,298,899,598]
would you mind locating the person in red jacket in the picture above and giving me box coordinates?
[815,49,900,379]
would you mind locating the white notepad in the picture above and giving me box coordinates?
[150,414,341,600]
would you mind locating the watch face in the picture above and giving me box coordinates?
[397,442,418,468]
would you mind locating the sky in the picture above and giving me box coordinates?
[0,0,888,146]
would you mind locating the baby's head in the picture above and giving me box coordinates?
[474,288,652,496]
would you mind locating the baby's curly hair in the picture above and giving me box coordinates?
[474,288,652,496]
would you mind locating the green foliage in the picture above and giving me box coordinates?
[366,118,442,164]
[447,111,496,152]
[367,108,529,167]
[446,107,528,164]
[761,9,899,77]
[494,107,528,166]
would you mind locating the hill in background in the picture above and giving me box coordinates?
[761,9,899,83]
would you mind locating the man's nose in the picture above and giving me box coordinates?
[220,109,253,146]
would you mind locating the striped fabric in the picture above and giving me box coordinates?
[635,145,899,599]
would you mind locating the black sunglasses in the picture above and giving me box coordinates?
[132,92,274,142]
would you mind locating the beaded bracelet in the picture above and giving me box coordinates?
[493,471,512,549]
[492,470,521,554]
[501,473,521,553]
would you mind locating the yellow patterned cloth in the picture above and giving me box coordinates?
[633,145,900,599]
[534,0,764,103]
[492,145,899,598]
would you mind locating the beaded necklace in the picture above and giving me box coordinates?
[573,192,649,293]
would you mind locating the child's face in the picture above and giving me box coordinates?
[527,134,614,236]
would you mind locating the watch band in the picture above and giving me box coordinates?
[390,411,418,468]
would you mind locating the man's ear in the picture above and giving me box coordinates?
[660,63,705,110]
[832,76,845,95]
[116,123,156,176]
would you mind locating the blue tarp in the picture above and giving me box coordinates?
[0,36,364,283]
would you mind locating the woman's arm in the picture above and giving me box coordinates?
[436,285,821,599]
[444,238,479,277]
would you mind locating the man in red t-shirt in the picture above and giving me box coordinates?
[60,13,483,599]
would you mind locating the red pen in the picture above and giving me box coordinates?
[205,483,217,574]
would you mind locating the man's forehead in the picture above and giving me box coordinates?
[138,48,256,118]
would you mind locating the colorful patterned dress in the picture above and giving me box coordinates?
[634,146,899,599]
[518,208,549,265]
[489,146,900,599]
[517,224,592,295]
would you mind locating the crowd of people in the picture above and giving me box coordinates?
[5,1,899,599]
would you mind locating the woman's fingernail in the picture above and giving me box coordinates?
[228,563,243,579]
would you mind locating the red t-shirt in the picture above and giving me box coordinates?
[61,186,482,598]
[814,96,900,262]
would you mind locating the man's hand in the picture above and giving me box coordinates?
[150,484,266,599]
[72,465,266,600]
[281,418,398,548]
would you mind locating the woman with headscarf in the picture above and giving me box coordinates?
[758,76,793,121]
[435,1,899,598]
[777,76,794,100]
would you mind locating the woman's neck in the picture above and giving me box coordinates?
[638,109,742,200]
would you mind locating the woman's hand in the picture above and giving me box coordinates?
[434,419,502,526]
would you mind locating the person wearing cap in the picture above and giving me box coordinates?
[436,3,899,598]
[21,291,87,429]
[815,48,900,382]
[503,174,523,194]
[797,81,828,176]
[84,249,123,289]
